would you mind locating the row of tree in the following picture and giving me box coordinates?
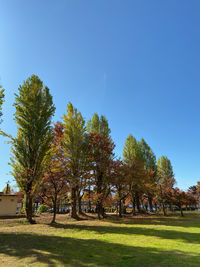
[0,75,198,223]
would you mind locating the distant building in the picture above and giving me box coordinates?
[0,192,22,216]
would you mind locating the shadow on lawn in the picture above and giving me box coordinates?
[49,222,200,244]
[106,213,200,228]
[0,232,200,267]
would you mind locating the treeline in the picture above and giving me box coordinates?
[0,75,198,223]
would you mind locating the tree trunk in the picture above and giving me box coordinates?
[97,172,103,220]
[78,194,84,215]
[148,196,153,212]
[155,202,157,212]
[132,198,136,215]
[97,201,102,219]
[169,203,173,212]
[26,193,35,224]
[162,204,167,216]
[71,187,78,219]
[136,192,141,213]
[180,205,184,217]
[51,196,57,224]
[119,199,122,218]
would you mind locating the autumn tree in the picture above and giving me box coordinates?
[87,113,114,219]
[3,182,12,194]
[0,84,4,124]
[172,188,188,217]
[123,134,145,214]
[188,184,200,208]
[157,156,176,215]
[7,75,55,223]
[62,102,88,219]
[40,122,68,223]
[140,138,157,212]
[112,160,128,217]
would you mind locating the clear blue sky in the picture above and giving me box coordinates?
[0,0,200,191]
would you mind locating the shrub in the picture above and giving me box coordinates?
[38,204,48,213]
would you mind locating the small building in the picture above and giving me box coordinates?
[0,193,22,216]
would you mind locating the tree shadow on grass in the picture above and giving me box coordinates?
[0,232,200,267]
[106,213,200,228]
[49,222,200,244]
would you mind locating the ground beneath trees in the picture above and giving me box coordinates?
[0,212,200,266]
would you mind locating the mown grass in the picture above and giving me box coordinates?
[0,212,200,266]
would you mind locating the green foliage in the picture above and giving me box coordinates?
[62,102,88,178]
[10,75,55,194]
[0,84,5,123]
[87,113,110,136]
[123,134,142,164]
[140,138,157,171]
[157,156,174,179]
[38,204,48,213]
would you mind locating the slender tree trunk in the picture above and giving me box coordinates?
[155,202,157,212]
[136,192,141,213]
[122,199,126,214]
[169,203,173,212]
[132,197,136,215]
[119,199,122,218]
[51,195,57,224]
[97,172,103,220]
[78,194,84,215]
[71,187,78,219]
[148,196,153,212]
[88,184,92,211]
[162,204,167,216]
[180,205,184,217]
[89,200,92,211]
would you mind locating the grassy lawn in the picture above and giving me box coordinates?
[0,212,200,266]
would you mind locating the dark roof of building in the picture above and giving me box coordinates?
[0,193,22,197]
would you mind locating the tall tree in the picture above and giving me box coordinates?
[112,160,128,217]
[140,138,157,212]
[40,122,68,224]
[0,84,5,124]
[87,113,114,219]
[157,156,175,215]
[123,134,145,214]
[87,113,110,136]
[8,75,55,223]
[88,132,115,219]
[62,102,88,219]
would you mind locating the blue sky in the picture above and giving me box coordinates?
[0,0,200,190]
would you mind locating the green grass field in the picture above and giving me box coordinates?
[0,212,200,266]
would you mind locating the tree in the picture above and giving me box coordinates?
[8,75,55,223]
[40,122,68,223]
[112,160,128,217]
[87,113,114,219]
[157,156,176,215]
[0,84,5,124]
[3,182,12,194]
[140,138,157,212]
[62,102,88,219]
[87,113,111,136]
[123,134,145,214]
[172,188,187,217]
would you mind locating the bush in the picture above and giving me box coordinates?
[38,204,48,213]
